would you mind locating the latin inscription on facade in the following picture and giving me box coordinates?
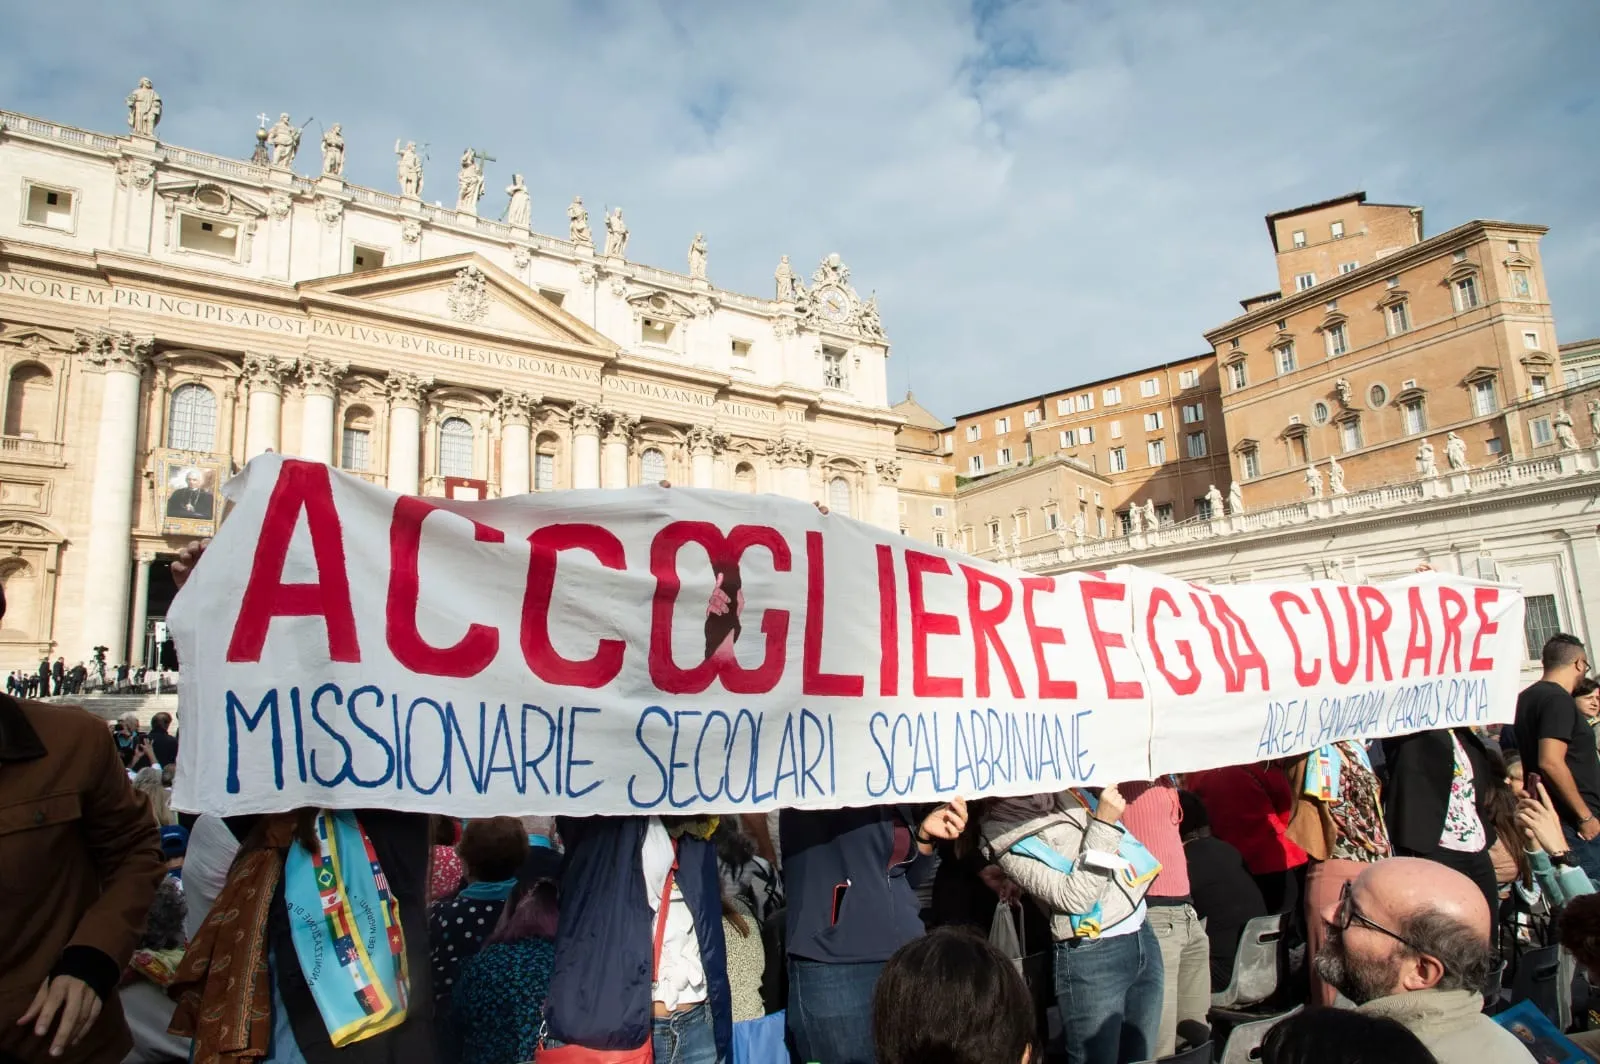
[603,374,779,422]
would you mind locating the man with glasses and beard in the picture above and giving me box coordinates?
[1515,634,1600,884]
[1314,856,1532,1063]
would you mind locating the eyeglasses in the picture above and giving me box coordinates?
[1334,881,1430,958]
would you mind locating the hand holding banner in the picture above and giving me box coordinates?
[170,455,1525,816]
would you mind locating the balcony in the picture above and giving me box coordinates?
[0,436,65,467]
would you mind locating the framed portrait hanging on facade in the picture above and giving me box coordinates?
[157,451,226,537]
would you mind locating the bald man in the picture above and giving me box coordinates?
[1313,857,1532,1062]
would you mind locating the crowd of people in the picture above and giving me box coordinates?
[6,534,1600,1064]
[5,658,171,701]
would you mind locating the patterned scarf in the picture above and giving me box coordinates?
[167,814,297,1063]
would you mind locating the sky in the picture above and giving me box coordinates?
[3,1,1596,422]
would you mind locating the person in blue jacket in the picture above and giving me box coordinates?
[545,815,732,1064]
[781,799,969,1064]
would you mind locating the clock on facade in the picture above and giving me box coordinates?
[815,285,851,323]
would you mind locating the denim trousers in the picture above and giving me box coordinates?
[653,1001,721,1064]
[1563,825,1600,889]
[1054,921,1165,1064]
[1144,903,1211,1055]
[787,958,884,1064]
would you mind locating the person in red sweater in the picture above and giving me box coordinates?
[1186,762,1309,915]
[1120,778,1210,1058]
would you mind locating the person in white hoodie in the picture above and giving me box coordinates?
[1314,856,1534,1063]
[981,786,1164,1064]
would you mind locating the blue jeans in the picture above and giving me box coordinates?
[788,958,884,1064]
[1563,825,1600,889]
[1054,921,1165,1064]
[653,1001,720,1064]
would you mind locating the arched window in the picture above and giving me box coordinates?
[534,433,557,491]
[340,405,373,472]
[735,462,756,493]
[439,416,474,478]
[4,364,53,439]
[0,558,36,637]
[640,446,667,485]
[167,383,217,453]
[828,475,852,517]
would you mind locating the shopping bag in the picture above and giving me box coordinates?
[731,1010,788,1064]
[989,900,1024,970]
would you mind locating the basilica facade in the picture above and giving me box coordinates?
[0,84,904,667]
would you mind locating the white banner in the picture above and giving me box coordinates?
[170,456,1526,816]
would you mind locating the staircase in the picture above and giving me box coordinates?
[44,691,180,728]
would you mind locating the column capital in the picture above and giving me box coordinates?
[384,369,433,409]
[494,390,539,427]
[874,457,902,481]
[297,356,349,397]
[603,410,638,446]
[135,549,158,564]
[768,437,814,469]
[241,352,297,394]
[75,330,153,374]
[686,424,727,456]
[568,401,604,435]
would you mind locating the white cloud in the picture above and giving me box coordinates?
[3,0,1595,420]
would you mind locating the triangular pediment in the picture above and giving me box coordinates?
[299,253,616,352]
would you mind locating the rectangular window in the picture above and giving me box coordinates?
[1454,276,1480,311]
[1147,439,1166,465]
[1103,386,1122,405]
[1295,272,1316,292]
[1024,439,1033,461]
[1186,431,1208,458]
[1472,379,1497,416]
[969,454,984,474]
[823,348,847,389]
[1487,436,1503,456]
[1109,447,1127,473]
[1524,330,1540,349]
[1510,269,1532,298]
[1531,375,1548,397]
[1228,362,1247,390]
[1140,378,1160,398]
[1340,419,1363,452]
[1339,261,1359,274]
[988,521,1001,546]
[1056,397,1071,415]
[997,447,1012,465]
[1330,220,1345,239]
[1291,435,1309,465]
[351,245,386,272]
[1326,323,1349,357]
[1023,409,1040,427]
[1402,399,1425,435]
[1179,369,1199,389]
[934,530,946,548]
[1076,394,1094,412]
[1386,302,1410,335]
[1118,511,1133,535]
[534,452,555,491]
[1292,229,1307,248]
[1143,411,1164,431]
[1097,514,1107,537]
[1155,503,1174,526]
[967,424,981,441]
[23,183,75,231]
[1196,496,1213,520]
[178,214,240,257]
[1109,420,1123,439]
[932,504,946,517]
[1081,426,1095,444]
[1524,594,1562,659]
[1182,402,1204,424]
[339,427,370,471]
[995,416,1011,433]
[1060,429,1076,447]
[1531,417,1553,446]
[1242,449,1260,479]
[730,339,751,359]
[1047,510,1060,530]
[1276,342,1297,375]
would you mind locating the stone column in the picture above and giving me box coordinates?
[75,331,151,662]
[385,371,432,494]
[773,439,814,501]
[874,458,903,531]
[569,403,602,489]
[687,426,724,488]
[296,357,347,464]
[129,551,155,666]
[242,353,294,459]
[496,391,535,496]
[602,411,637,489]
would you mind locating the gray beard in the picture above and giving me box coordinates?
[1314,927,1402,1005]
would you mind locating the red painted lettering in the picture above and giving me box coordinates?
[1402,587,1435,678]
[1212,595,1270,692]
[803,531,863,696]
[1021,576,1076,699]
[387,497,504,677]
[1148,587,1200,695]
[1470,587,1501,671]
[1313,586,1361,684]
[877,544,899,697]
[906,550,962,697]
[1355,587,1394,683]
[522,524,626,687]
[227,460,359,663]
[1270,590,1319,685]
[1438,587,1468,673]
[962,565,1024,699]
[1081,580,1143,699]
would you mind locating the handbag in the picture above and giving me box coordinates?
[536,849,678,1064]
